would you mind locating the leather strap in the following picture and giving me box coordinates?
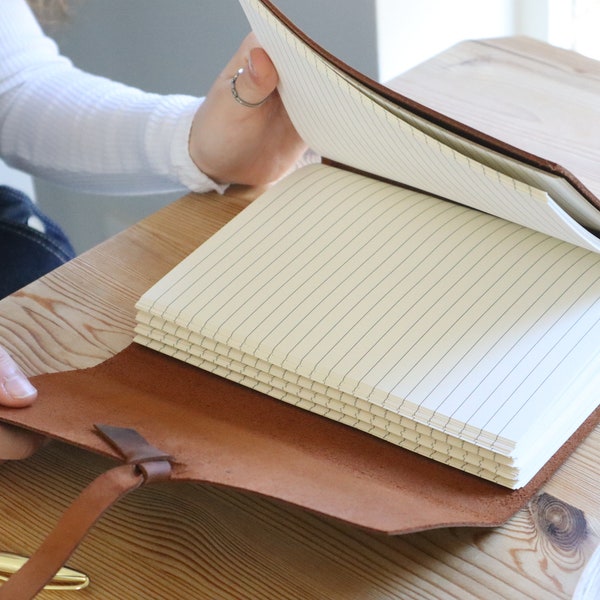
[0,424,172,599]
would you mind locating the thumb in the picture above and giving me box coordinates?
[0,347,37,407]
[233,46,278,108]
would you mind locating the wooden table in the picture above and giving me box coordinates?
[1,37,599,599]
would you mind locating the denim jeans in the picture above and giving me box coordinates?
[0,185,75,299]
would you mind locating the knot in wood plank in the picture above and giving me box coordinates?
[531,493,587,551]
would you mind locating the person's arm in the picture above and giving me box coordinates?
[0,0,305,195]
[0,0,218,195]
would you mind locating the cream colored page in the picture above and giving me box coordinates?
[238,0,600,253]
[363,83,600,231]
[137,164,600,446]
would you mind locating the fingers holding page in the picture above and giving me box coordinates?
[231,46,278,108]
[189,33,306,187]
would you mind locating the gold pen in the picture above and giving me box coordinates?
[0,552,89,591]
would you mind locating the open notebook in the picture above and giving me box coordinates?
[135,0,600,490]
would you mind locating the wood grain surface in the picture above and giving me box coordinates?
[0,38,599,599]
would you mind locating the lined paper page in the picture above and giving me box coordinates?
[137,164,600,455]
[238,0,600,253]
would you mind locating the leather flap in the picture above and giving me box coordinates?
[0,343,597,534]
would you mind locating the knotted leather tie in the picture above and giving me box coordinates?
[0,424,172,600]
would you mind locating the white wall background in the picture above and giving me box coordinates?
[376,0,515,81]
[3,0,587,253]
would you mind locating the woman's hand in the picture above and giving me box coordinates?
[189,33,307,187]
[0,346,37,407]
[0,347,45,459]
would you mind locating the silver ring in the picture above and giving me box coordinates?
[230,67,269,108]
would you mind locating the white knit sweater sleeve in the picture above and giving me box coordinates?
[0,0,225,195]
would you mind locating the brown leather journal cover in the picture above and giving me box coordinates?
[0,343,597,535]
